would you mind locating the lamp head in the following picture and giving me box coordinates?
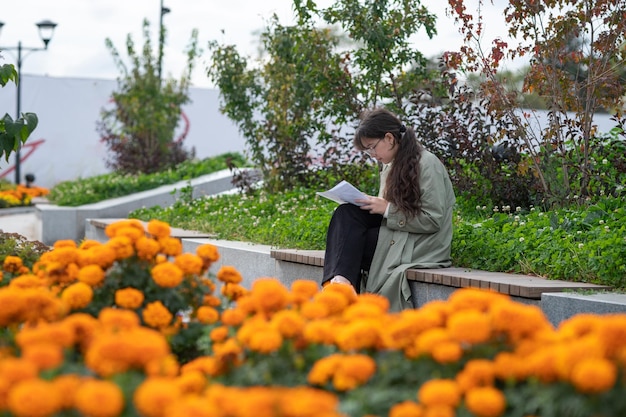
[36,20,57,47]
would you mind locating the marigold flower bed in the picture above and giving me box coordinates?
[0,219,625,417]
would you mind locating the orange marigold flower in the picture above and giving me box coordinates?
[3,255,23,273]
[53,240,77,249]
[136,237,161,261]
[151,262,184,288]
[570,357,617,394]
[78,239,102,250]
[145,354,180,378]
[165,396,221,417]
[8,274,44,289]
[158,237,183,257]
[196,243,220,266]
[333,354,376,391]
[464,386,506,417]
[0,357,39,385]
[175,370,207,394]
[133,377,181,417]
[290,279,320,304]
[447,309,492,344]
[196,306,219,324]
[490,301,552,342]
[143,301,174,329]
[203,294,222,307]
[15,321,75,349]
[431,341,463,364]
[308,354,342,386]
[389,401,425,417]
[77,264,106,286]
[278,387,340,417]
[221,283,248,301]
[21,343,64,371]
[147,219,171,239]
[74,379,125,417]
[456,359,496,393]
[247,326,283,354]
[335,320,381,351]
[314,289,351,316]
[105,219,144,238]
[52,373,83,409]
[79,245,117,269]
[417,379,461,408]
[221,308,247,326]
[114,226,145,243]
[174,253,204,276]
[414,328,453,357]
[300,300,330,320]
[249,278,290,313]
[115,287,145,309]
[61,282,93,310]
[105,236,135,259]
[210,326,230,343]
[270,309,306,339]
[181,356,223,377]
[216,265,243,284]
[303,319,336,345]
[7,379,62,417]
[99,307,141,329]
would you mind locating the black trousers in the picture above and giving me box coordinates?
[322,203,383,292]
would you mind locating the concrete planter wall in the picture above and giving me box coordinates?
[37,169,248,246]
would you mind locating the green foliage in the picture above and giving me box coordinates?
[98,19,200,175]
[453,194,626,288]
[129,163,626,289]
[206,0,441,192]
[46,153,248,206]
[0,63,38,163]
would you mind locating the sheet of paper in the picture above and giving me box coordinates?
[316,180,368,206]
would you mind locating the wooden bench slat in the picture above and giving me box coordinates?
[269,249,613,299]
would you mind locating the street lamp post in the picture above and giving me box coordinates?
[158,0,170,82]
[0,19,58,185]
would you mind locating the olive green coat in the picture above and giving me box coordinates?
[361,149,456,312]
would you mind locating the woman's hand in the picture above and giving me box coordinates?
[356,196,389,215]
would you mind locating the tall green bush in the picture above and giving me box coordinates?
[98,19,200,175]
[206,0,441,192]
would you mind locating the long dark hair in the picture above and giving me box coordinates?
[354,108,423,218]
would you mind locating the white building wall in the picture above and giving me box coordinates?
[0,74,246,189]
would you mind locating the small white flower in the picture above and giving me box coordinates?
[519,237,525,242]
[516,207,521,212]
[599,220,605,224]
[514,215,520,222]
[578,243,584,249]
[602,158,608,164]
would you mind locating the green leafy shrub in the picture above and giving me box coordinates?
[47,152,248,206]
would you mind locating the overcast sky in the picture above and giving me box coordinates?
[0,0,513,89]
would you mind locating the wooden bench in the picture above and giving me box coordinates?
[269,248,612,300]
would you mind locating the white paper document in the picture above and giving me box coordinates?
[316,180,369,206]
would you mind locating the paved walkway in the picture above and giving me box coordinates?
[0,207,42,242]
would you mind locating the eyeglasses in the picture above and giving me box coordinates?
[364,138,384,155]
